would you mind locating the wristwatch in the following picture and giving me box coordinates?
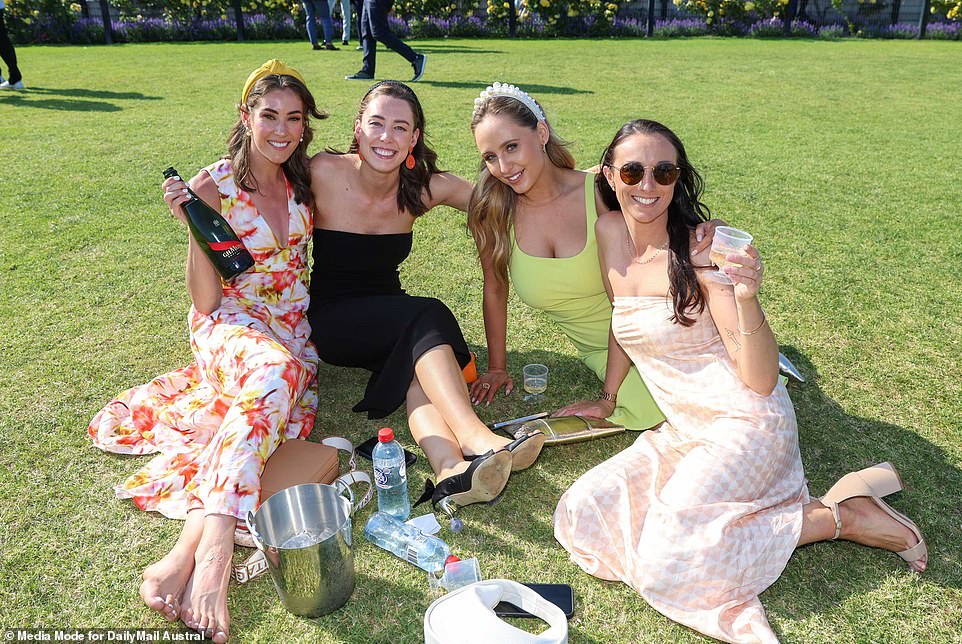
[599,390,617,403]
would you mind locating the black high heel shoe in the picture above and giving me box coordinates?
[465,430,546,472]
[415,449,512,532]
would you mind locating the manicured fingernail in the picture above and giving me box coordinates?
[690,249,698,257]
[697,232,703,241]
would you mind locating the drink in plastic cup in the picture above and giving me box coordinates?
[522,364,548,403]
[707,226,753,284]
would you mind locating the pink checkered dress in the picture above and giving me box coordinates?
[555,296,808,643]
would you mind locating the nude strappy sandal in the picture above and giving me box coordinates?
[820,461,927,568]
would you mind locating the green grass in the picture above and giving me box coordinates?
[1,38,961,642]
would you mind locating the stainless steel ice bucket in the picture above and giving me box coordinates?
[246,482,359,617]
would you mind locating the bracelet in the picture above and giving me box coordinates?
[599,390,617,403]
[738,311,767,336]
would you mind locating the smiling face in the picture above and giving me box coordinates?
[242,87,306,166]
[603,132,679,227]
[354,95,420,172]
[473,113,549,195]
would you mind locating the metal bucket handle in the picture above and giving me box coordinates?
[333,470,373,516]
[245,510,267,553]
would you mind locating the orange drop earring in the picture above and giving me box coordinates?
[405,147,416,170]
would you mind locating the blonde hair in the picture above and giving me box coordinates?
[468,95,574,284]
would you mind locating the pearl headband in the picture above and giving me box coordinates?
[474,82,546,122]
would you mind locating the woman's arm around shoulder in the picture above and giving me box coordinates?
[426,172,473,213]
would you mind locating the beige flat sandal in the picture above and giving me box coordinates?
[820,461,927,568]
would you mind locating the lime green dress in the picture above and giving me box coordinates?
[508,174,664,430]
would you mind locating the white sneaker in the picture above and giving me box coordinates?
[0,80,25,90]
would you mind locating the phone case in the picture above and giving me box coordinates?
[494,583,574,619]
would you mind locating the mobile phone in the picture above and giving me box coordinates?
[355,435,417,467]
[494,583,574,619]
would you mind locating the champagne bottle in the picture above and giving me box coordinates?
[163,166,255,280]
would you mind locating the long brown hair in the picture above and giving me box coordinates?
[345,81,441,217]
[597,119,712,326]
[226,74,327,207]
[468,94,575,284]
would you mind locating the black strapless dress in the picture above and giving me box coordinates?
[308,229,472,419]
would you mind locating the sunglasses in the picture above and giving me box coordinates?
[607,161,681,186]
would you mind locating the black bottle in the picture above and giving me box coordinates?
[163,166,255,280]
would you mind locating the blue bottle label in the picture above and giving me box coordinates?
[374,461,406,489]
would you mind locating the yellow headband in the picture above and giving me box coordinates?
[241,59,307,104]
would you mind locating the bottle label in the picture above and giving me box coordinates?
[405,535,427,565]
[373,461,405,489]
[209,240,243,251]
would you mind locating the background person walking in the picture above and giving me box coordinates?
[0,0,23,89]
[302,0,339,50]
[329,0,352,45]
[346,0,426,82]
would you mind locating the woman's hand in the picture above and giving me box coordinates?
[163,175,191,225]
[722,244,765,301]
[470,369,513,405]
[691,218,727,256]
[553,398,616,420]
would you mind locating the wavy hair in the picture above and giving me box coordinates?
[345,81,441,217]
[468,94,575,284]
[226,74,327,207]
[597,119,712,326]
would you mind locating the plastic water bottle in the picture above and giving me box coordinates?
[372,427,410,520]
[364,512,453,573]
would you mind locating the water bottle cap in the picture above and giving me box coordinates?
[445,555,460,565]
[378,427,395,442]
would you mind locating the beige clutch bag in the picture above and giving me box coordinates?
[500,414,625,445]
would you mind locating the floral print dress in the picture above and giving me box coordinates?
[88,159,318,522]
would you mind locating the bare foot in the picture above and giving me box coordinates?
[180,517,234,643]
[139,550,194,622]
[838,496,927,573]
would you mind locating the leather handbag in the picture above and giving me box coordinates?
[424,579,568,644]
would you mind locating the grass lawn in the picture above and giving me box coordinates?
[1,37,960,642]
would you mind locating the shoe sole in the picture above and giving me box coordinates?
[448,450,512,507]
[508,431,546,472]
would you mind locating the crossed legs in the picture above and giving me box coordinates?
[406,345,511,480]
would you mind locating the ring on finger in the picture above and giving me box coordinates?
[481,382,491,390]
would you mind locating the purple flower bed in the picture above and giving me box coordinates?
[657,18,710,37]
[818,23,847,39]
[9,9,960,44]
[749,17,818,38]
[924,21,961,39]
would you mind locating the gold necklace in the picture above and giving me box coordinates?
[626,232,670,265]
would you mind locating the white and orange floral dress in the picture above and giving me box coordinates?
[89,159,318,522]
[555,296,809,643]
